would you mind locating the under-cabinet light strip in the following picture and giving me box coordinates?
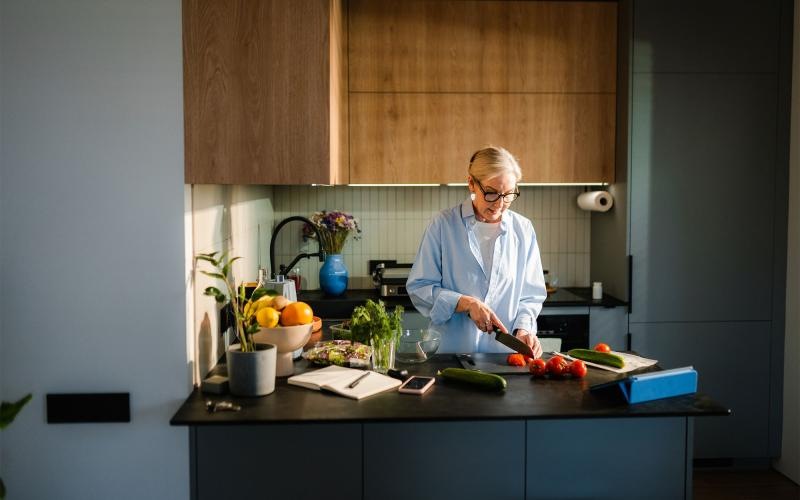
[311,182,608,187]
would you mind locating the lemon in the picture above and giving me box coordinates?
[256,307,280,328]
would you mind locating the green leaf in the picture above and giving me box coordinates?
[245,323,260,335]
[194,253,219,266]
[199,271,226,280]
[203,286,225,298]
[1,476,6,499]
[0,394,32,430]
[222,257,242,278]
[250,288,269,302]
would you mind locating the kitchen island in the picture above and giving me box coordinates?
[171,355,727,500]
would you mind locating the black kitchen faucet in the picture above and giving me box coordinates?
[268,216,326,278]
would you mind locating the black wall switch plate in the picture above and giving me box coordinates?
[46,393,130,424]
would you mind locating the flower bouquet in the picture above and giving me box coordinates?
[303,210,361,254]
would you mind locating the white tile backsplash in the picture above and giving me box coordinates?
[270,186,591,291]
[190,184,592,305]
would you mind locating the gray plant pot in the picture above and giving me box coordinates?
[226,343,277,396]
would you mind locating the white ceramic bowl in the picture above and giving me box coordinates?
[253,323,312,376]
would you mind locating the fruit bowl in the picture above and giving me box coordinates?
[396,329,441,364]
[253,323,313,376]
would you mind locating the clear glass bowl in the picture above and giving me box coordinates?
[396,329,441,364]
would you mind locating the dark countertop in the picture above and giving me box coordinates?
[300,287,626,319]
[170,354,728,426]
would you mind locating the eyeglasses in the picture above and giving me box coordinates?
[474,178,520,203]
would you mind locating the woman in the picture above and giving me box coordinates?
[406,146,547,356]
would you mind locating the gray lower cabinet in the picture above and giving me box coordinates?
[630,322,771,459]
[363,420,525,500]
[589,306,627,350]
[192,418,694,499]
[528,418,690,500]
[363,418,690,500]
[193,424,362,500]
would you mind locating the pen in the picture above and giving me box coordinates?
[348,371,370,389]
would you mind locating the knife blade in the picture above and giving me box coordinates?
[492,328,534,358]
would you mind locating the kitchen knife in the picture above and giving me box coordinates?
[492,328,534,358]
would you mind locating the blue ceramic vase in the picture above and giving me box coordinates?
[319,254,348,296]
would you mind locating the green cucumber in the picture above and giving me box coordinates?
[567,349,625,368]
[439,368,507,391]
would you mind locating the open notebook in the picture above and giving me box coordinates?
[287,365,401,400]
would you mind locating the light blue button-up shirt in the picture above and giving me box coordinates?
[406,198,547,353]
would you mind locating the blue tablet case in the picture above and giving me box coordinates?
[591,366,698,404]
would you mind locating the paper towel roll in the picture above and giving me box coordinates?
[577,191,614,212]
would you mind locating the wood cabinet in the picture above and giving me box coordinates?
[348,0,617,184]
[183,0,347,185]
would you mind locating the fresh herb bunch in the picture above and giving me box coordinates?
[195,251,270,352]
[302,210,361,254]
[349,299,403,345]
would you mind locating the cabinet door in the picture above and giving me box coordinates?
[629,73,776,323]
[349,0,617,93]
[633,0,779,73]
[194,423,362,500]
[364,421,524,500]
[350,93,615,184]
[347,0,617,184]
[630,322,770,459]
[528,418,689,500]
[183,0,346,184]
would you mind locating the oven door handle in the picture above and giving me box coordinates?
[537,330,557,336]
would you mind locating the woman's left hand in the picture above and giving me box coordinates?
[514,329,543,359]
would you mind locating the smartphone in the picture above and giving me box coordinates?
[398,376,435,395]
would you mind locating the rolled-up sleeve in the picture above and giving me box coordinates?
[406,218,461,325]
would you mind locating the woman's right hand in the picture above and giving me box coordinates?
[457,296,507,333]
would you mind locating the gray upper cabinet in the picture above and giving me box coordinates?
[629,73,776,323]
[633,0,780,73]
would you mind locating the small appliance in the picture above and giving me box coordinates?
[370,260,412,297]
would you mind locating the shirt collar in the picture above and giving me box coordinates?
[461,197,510,233]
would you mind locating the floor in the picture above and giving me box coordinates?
[694,468,800,500]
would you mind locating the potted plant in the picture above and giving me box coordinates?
[303,210,361,296]
[1,393,31,499]
[195,252,277,396]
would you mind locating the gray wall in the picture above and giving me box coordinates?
[0,1,189,499]
[776,0,800,482]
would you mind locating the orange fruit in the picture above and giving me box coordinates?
[280,301,314,326]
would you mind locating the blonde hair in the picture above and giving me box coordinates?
[468,146,522,183]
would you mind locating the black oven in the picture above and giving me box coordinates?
[536,312,589,351]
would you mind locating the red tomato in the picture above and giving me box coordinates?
[528,358,547,377]
[569,360,587,378]
[546,355,568,377]
[507,353,525,367]
[594,343,611,353]
[523,353,533,363]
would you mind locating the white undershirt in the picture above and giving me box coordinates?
[473,221,502,277]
